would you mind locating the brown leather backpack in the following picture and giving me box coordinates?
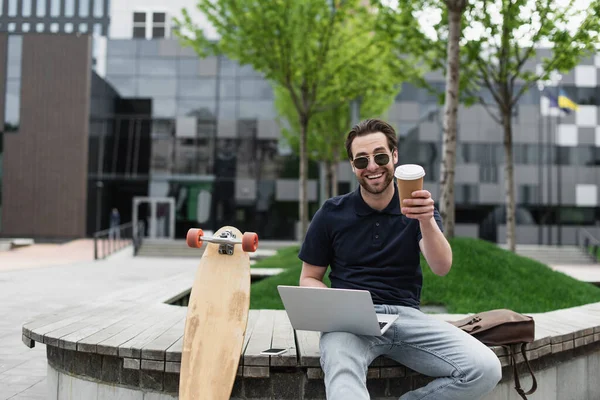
[449,309,537,400]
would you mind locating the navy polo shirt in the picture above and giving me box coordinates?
[298,184,444,309]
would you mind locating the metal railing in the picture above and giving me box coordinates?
[576,228,600,263]
[93,221,145,260]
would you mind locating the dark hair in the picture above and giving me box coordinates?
[345,118,398,160]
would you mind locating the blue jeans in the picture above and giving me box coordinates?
[319,305,502,400]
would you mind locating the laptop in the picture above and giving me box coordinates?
[277,285,399,336]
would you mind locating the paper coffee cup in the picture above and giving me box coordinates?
[394,164,426,212]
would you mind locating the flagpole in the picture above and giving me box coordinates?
[547,101,553,245]
[557,84,563,246]
[537,97,543,245]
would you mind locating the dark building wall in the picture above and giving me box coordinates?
[2,33,92,238]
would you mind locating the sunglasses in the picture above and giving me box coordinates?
[352,153,390,169]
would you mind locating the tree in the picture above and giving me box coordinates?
[378,0,600,251]
[175,0,406,239]
[274,85,397,201]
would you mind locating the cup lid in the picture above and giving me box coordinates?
[394,164,426,180]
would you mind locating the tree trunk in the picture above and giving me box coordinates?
[324,161,332,199]
[502,111,516,252]
[299,117,309,241]
[330,154,339,197]
[439,3,463,238]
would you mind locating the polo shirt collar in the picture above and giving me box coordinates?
[353,183,402,216]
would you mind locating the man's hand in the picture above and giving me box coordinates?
[402,190,435,221]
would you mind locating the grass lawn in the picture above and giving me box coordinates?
[249,237,600,313]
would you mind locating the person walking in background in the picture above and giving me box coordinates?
[109,208,121,240]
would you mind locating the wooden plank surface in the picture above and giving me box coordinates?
[239,310,260,365]
[57,303,142,350]
[97,306,179,356]
[295,330,322,367]
[77,303,171,353]
[270,310,297,367]
[141,316,186,361]
[31,303,124,344]
[243,310,275,367]
[118,307,187,358]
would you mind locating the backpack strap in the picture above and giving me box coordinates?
[503,343,537,399]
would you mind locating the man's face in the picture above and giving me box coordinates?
[350,132,398,195]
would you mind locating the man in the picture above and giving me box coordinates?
[298,119,501,399]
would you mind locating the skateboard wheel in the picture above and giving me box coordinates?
[186,228,204,248]
[242,232,259,252]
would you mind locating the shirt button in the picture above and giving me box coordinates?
[375,235,379,239]
[376,222,380,227]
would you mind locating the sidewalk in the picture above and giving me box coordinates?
[0,248,199,400]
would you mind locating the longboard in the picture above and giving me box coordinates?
[179,226,258,400]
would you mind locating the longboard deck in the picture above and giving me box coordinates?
[179,226,251,400]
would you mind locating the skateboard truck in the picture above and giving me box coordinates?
[186,228,259,254]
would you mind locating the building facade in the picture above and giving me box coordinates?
[1,0,600,243]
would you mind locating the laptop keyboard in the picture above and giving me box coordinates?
[379,322,388,329]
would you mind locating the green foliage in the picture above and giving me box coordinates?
[376,0,600,111]
[249,238,600,312]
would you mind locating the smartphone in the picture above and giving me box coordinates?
[260,348,287,356]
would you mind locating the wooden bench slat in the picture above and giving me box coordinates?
[97,306,179,356]
[118,308,187,359]
[270,310,297,367]
[29,303,125,344]
[243,310,276,367]
[141,317,186,361]
[77,303,171,353]
[57,303,143,350]
[296,330,321,367]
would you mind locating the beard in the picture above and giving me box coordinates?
[358,168,394,195]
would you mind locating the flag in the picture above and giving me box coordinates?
[541,89,573,114]
[558,89,579,112]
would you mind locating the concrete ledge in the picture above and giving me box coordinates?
[45,342,600,399]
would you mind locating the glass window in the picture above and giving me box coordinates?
[22,0,31,16]
[239,79,273,99]
[107,40,138,57]
[106,58,137,76]
[178,79,217,98]
[219,57,237,77]
[395,83,419,102]
[178,59,200,77]
[218,100,237,120]
[152,12,167,38]
[479,165,498,183]
[178,99,216,117]
[133,26,145,39]
[219,79,237,99]
[138,58,177,77]
[555,146,572,165]
[65,0,74,16]
[79,0,89,17]
[133,12,147,38]
[138,40,161,57]
[22,23,30,32]
[36,23,44,32]
[137,78,177,97]
[8,0,17,16]
[50,0,60,16]
[64,23,74,33]
[36,0,46,16]
[93,0,103,17]
[577,87,599,106]
[518,185,539,205]
[237,64,261,78]
[105,76,137,97]
[153,27,165,39]
[152,98,177,118]
[239,100,276,119]
[79,23,88,33]
[5,80,21,132]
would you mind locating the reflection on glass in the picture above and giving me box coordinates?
[22,0,31,16]
[178,79,216,98]
[79,0,89,16]
[36,0,46,16]
[137,78,177,97]
[65,0,74,16]
[5,36,22,133]
[106,58,137,76]
[50,0,60,16]
[139,59,177,77]
[178,99,216,117]
[93,0,103,17]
